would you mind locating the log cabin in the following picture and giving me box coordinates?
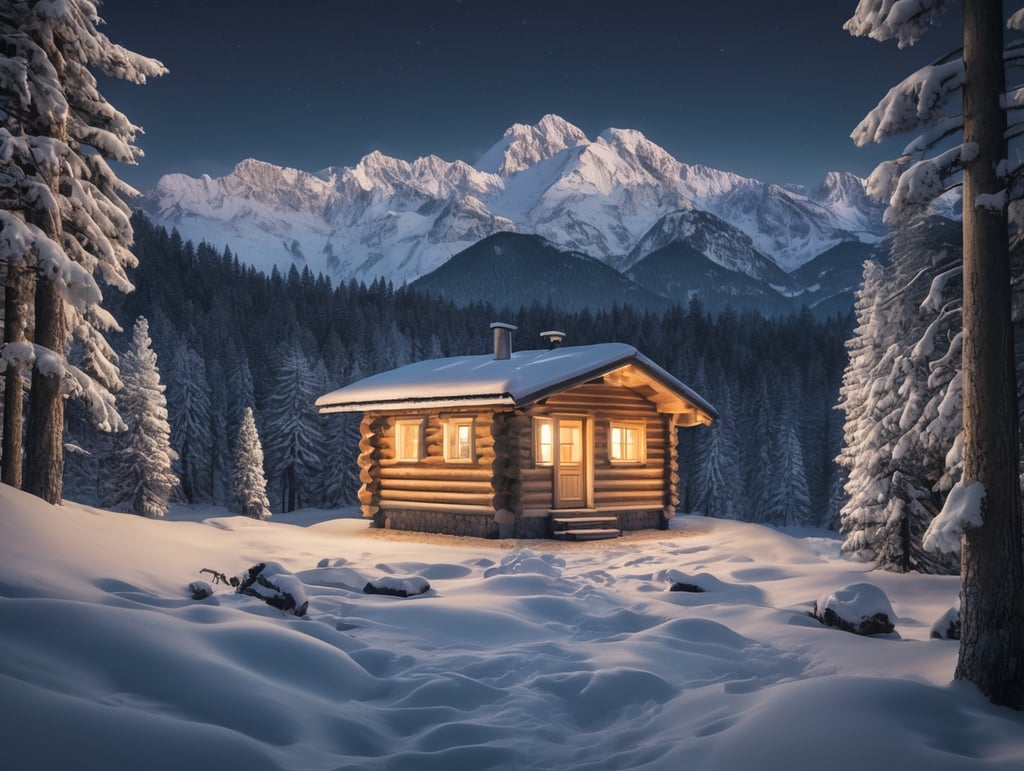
[315,324,717,540]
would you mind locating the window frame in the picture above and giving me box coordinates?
[608,420,646,465]
[394,417,426,462]
[443,417,476,464]
[534,417,554,467]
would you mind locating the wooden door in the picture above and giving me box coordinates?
[554,418,589,508]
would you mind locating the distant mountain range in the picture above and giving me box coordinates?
[140,113,892,315]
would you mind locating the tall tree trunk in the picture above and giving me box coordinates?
[23,276,66,504]
[2,262,32,488]
[956,0,1024,709]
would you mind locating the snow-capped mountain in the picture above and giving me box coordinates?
[621,209,800,293]
[141,114,886,284]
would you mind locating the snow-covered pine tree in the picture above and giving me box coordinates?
[0,0,165,502]
[690,380,743,520]
[837,217,961,574]
[233,406,270,520]
[837,259,889,559]
[106,317,178,517]
[743,373,775,523]
[165,341,213,503]
[261,347,323,512]
[846,0,1024,706]
[763,416,813,527]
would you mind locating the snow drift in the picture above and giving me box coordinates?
[1,484,1021,770]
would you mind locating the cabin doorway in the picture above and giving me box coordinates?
[553,417,591,508]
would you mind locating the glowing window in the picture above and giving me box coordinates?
[559,423,582,463]
[609,421,645,463]
[395,419,424,462]
[445,418,475,463]
[535,418,553,466]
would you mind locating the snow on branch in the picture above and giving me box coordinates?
[0,210,103,310]
[900,116,962,156]
[0,337,124,432]
[852,60,964,147]
[912,300,960,360]
[923,480,985,553]
[975,190,1008,211]
[878,143,977,220]
[920,265,962,312]
[845,0,953,48]
[1010,8,1024,31]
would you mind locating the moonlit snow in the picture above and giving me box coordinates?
[2,484,1022,770]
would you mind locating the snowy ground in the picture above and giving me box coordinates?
[1,484,1022,771]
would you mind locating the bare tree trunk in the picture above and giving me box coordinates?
[2,262,32,487]
[956,0,1024,709]
[23,276,66,504]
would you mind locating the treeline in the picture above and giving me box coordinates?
[63,214,852,525]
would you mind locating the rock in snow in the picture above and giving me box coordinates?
[236,561,309,616]
[813,582,896,636]
[363,576,431,597]
[930,605,961,640]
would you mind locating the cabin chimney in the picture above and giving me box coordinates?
[540,330,566,350]
[490,322,517,360]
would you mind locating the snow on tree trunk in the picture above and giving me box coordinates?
[106,317,178,518]
[234,407,271,520]
[955,0,1024,709]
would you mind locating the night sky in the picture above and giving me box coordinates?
[96,0,964,191]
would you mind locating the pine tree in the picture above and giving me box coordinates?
[763,417,813,527]
[261,347,323,512]
[0,0,165,502]
[744,373,775,522]
[846,0,1024,706]
[107,317,178,517]
[837,218,962,573]
[233,407,270,519]
[690,381,743,519]
[165,341,213,503]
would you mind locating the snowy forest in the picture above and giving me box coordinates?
[59,214,854,529]
[55,206,1024,584]
[4,0,1024,723]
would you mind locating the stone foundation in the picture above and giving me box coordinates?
[514,516,549,539]
[616,509,665,531]
[378,508,664,538]
[382,508,499,538]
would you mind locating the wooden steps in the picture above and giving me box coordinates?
[551,515,621,541]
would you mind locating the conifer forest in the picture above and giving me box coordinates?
[59,215,853,529]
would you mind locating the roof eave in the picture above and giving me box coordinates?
[317,393,517,415]
[515,353,718,422]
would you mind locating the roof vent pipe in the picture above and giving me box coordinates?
[490,322,517,360]
[540,330,566,350]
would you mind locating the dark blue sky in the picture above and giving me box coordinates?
[97,0,964,191]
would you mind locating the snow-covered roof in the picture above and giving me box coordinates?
[315,342,717,423]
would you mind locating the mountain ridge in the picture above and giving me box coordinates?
[140,114,887,286]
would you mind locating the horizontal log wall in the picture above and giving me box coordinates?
[376,409,496,509]
[360,377,680,532]
[530,382,670,510]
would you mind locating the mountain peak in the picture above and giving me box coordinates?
[142,116,888,289]
[475,114,589,177]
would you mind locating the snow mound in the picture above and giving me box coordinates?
[363,576,431,597]
[483,549,566,578]
[814,582,897,636]
[1,488,1020,770]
